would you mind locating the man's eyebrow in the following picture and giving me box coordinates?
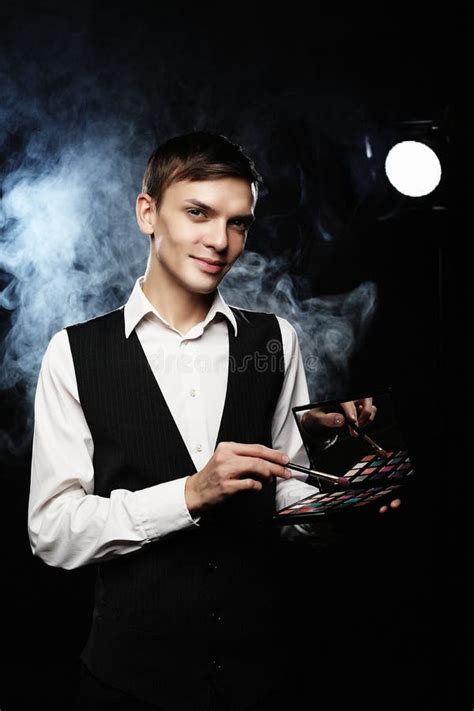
[183,198,255,225]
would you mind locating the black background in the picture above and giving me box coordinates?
[0,3,468,709]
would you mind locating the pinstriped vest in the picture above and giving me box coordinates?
[66,304,285,711]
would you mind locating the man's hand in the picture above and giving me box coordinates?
[185,442,291,516]
[301,398,401,515]
[342,397,377,436]
[301,397,377,440]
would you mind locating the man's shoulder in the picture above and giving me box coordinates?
[65,305,124,334]
[232,307,295,337]
[229,305,286,326]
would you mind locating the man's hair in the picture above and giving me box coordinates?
[142,130,263,210]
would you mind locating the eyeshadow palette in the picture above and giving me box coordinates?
[274,388,416,525]
[342,449,414,488]
[273,482,405,524]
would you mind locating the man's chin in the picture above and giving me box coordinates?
[187,261,228,284]
[181,272,223,295]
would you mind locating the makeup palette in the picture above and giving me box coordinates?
[274,388,416,525]
[274,482,404,523]
[342,449,414,488]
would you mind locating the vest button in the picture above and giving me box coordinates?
[208,560,218,572]
[211,658,222,672]
[210,610,222,622]
[190,388,196,397]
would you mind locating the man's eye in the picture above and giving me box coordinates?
[187,209,247,231]
[232,220,249,232]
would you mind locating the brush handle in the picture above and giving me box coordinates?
[286,461,348,486]
[344,416,387,456]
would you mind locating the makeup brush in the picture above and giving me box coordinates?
[344,416,388,458]
[285,461,350,488]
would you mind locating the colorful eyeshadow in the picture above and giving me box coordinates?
[388,471,404,480]
[370,490,391,500]
[276,446,411,520]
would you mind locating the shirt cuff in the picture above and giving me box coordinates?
[129,476,201,543]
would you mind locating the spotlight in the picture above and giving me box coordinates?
[380,110,450,213]
[385,140,442,197]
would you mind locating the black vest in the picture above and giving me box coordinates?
[66,304,286,711]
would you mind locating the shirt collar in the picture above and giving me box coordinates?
[124,275,238,339]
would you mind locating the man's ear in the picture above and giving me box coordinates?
[136,193,155,236]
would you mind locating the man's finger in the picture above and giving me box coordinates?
[341,401,358,424]
[379,498,402,514]
[357,399,373,426]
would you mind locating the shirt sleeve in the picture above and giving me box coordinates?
[272,317,333,539]
[27,329,201,571]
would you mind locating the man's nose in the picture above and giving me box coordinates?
[205,220,228,250]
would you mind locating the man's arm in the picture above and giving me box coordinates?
[27,329,200,571]
[272,317,336,538]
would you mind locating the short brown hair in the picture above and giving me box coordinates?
[142,130,263,210]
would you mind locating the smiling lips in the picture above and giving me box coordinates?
[193,256,225,266]
[192,256,225,273]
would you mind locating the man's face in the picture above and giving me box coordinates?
[138,177,257,294]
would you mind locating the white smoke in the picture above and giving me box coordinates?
[0,19,378,458]
[0,134,378,458]
[0,126,148,455]
[220,250,377,400]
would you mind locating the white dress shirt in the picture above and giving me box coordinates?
[28,275,324,570]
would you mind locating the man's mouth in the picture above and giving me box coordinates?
[191,256,226,273]
[192,256,225,266]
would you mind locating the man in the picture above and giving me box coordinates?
[28,131,400,710]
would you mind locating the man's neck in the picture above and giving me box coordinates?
[141,265,215,336]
